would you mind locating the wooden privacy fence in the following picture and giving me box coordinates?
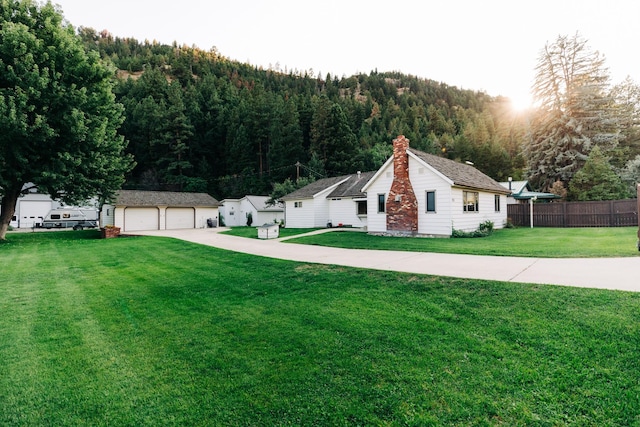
[507,199,638,227]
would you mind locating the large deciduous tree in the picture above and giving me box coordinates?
[526,33,621,191]
[0,0,133,240]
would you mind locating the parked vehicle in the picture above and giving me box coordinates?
[40,208,98,230]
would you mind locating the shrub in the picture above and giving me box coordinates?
[452,221,494,238]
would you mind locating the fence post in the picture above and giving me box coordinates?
[610,200,615,227]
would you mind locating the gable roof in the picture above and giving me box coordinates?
[499,180,529,195]
[281,175,350,200]
[114,190,220,207]
[409,149,511,194]
[244,195,283,212]
[498,181,561,200]
[327,171,376,198]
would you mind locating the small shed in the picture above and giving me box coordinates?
[257,223,280,239]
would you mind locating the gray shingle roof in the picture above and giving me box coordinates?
[409,149,510,194]
[281,175,351,200]
[115,190,220,207]
[327,171,376,198]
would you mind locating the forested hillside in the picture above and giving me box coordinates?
[79,28,527,199]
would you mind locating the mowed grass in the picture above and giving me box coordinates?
[221,226,321,239]
[286,227,640,258]
[2,231,640,425]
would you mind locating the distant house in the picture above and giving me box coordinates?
[281,171,375,228]
[499,180,562,204]
[220,195,284,227]
[282,135,511,236]
[102,190,220,232]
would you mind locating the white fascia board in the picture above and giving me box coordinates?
[361,156,394,193]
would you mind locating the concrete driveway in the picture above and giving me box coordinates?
[131,228,639,292]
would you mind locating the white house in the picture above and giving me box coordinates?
[220,195,284,227]
[102,190,220,232]
[363,135,510,236]
[499,179,561,204]
[281,171,375,229]
[282,135,510,236]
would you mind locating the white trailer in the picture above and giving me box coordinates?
[40,208,99,230]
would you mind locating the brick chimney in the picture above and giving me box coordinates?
[386,135,418,233]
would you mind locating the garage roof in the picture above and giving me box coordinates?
[115,190,220,207]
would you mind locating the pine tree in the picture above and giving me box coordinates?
[526,33,621,191]
[567,146,628,200]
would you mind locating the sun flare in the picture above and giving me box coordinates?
[508,92,533,112]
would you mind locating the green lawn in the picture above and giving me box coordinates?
[221,226,321,239]
[1,231,640,425]
[285,226,640,258]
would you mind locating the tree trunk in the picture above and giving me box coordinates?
[0,183,23,241]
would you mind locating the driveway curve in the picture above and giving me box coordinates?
[131,228,639,293]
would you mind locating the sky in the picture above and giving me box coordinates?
[52,0,640,109]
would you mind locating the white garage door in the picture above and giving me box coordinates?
[18,201,53,228]
[166,207,195,229]
[124,207,159,231]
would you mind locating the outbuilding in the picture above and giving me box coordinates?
[102,190,220,232]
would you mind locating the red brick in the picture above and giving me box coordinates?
[386,135,418,232]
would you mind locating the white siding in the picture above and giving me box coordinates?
[222,198,283,227]
[312,196,331,228]
[450,189,508,232]
[220,199,243,226]
[284,198,315,228]
[328,199,367,228]
[101,204,115,227]
[195,207,218,228]
[409,157,455,236]
[365,163,394,233]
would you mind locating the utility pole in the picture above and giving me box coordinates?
[295,161,301,182]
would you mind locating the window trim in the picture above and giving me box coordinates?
[494,194,501,212]
[463,191,479,213]
[377,194,386,213]
[356,200,367,216]
[426,190,436,213]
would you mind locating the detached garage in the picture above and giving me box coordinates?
[104,190,220,232]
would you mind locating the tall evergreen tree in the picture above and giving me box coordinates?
[567,146,628,200]
[157,82,194,190]
[526,33,621,191]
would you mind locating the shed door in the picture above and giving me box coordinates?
[166,207,195,229]
[124,207,159,231]
[18,201,52,228]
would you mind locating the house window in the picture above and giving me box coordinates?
[356,200,367,216]
[494,195,501,212]
[426,191,436,213]
[294,201,303,208]
[463,191,479,212]
[377,194,385,213]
